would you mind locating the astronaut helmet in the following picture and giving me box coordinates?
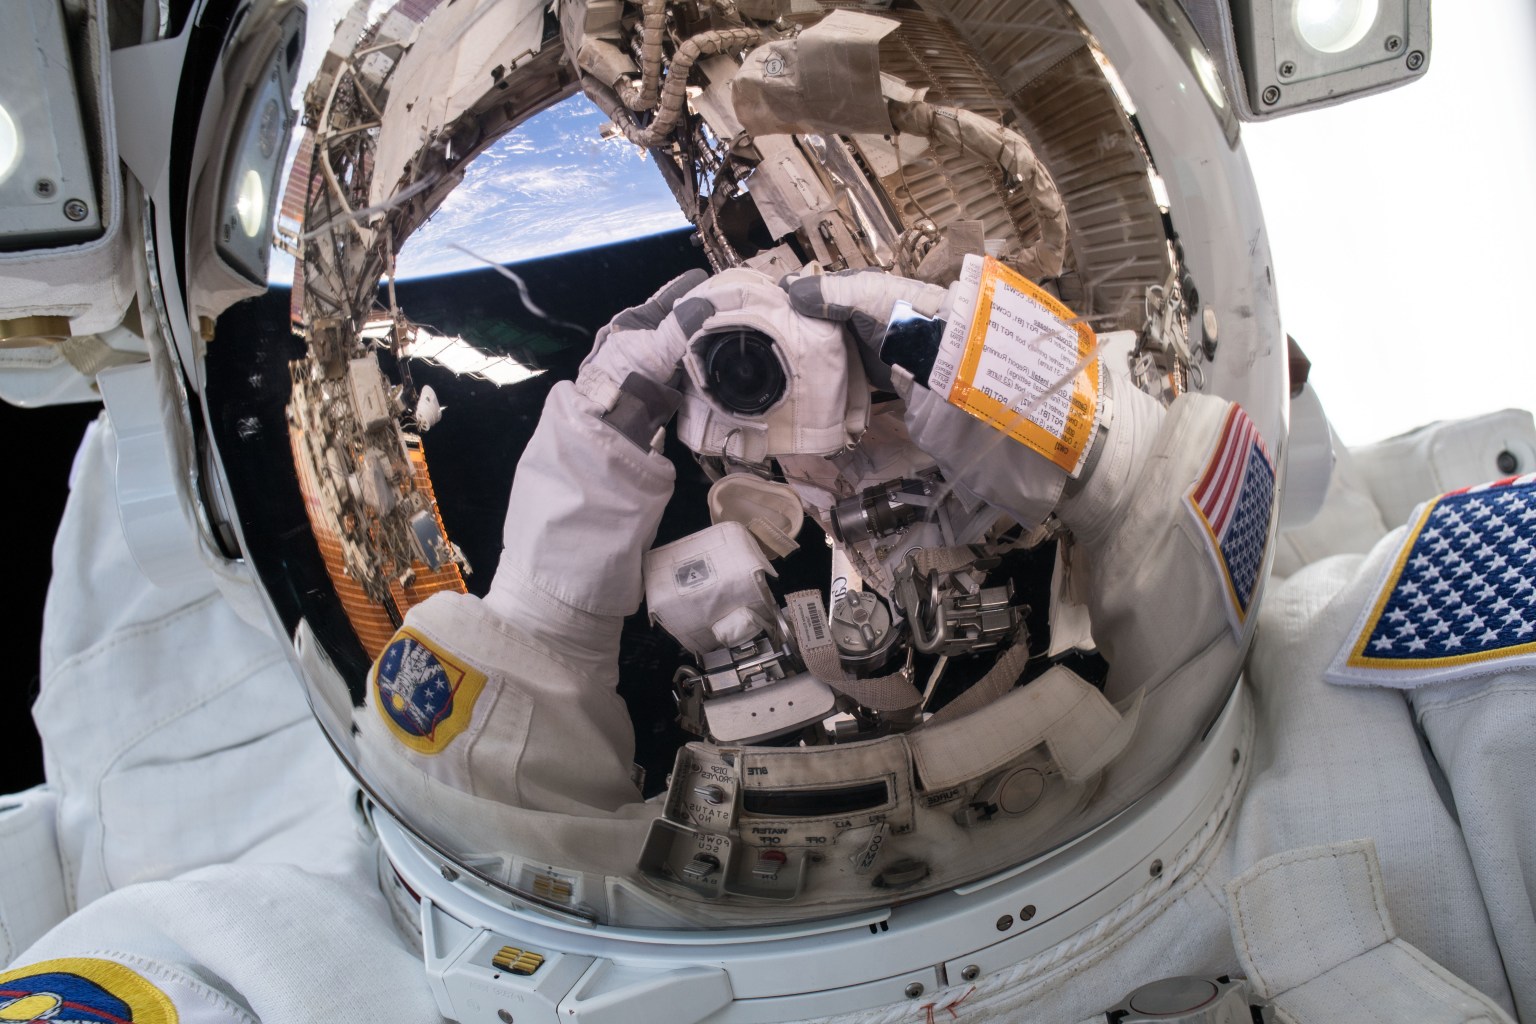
[16,0,1293,1012]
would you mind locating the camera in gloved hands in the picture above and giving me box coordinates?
[672,268,869,464]
[580,267,870,463]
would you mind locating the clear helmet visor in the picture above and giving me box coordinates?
[202,0,1286,929]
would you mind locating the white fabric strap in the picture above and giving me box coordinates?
[574,362,624,413]
[1226,839,1515,1023]
[705,472,805,559]
[784,589,924,711]
[746,516,800,558]
[926,641,1031,723]
[0,787,69,964]
[910,665,1139,788]
[910,545,978,576]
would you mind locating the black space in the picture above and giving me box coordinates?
[3,398,102,796]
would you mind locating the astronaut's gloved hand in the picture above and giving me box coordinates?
[787,268,1091,527]
[574,267,712,450]
[784,269,951,392]
[582,268,712,384]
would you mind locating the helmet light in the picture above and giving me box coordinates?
[0,0,100,249]
[1295,0,1382,54]
[1229,0,1430,116]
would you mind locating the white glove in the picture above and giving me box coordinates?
[786,269,1071,527]
[577,268,810,450]
[576,268,710,399]
[785,270,951,391]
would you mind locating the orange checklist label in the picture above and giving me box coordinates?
[943,257,1100,475]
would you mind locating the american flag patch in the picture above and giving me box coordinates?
[1186,404,1276,637]
[1327,473,1536,689]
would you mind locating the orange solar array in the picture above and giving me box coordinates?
[279,0,472,658]
[289,425,467,659]
[281,135,316,329]
[390,442,471,613]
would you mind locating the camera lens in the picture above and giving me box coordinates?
[701,328,786,415]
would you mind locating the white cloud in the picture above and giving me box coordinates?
[498,137,540,156]
[383,94,688,276]
[490,164,604,198]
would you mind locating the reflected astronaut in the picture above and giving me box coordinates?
[0,0,1533,1022]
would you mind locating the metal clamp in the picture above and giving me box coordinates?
[893,552,1022,657]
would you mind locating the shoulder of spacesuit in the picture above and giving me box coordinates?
[364,589,591,761]
[1110,393,1275,641]
[1325,473,1536,689]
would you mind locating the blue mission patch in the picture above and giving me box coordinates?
[1328,473,1536,688]
[376,634,458,739]
[0,972,133,1023]
[371,627,488,754]
[0,958,178,1024]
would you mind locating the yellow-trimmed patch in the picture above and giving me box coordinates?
[372,626,488,754]
[1327,475,1536,688]
[0,957,178,1024]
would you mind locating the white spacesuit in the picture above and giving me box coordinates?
[2,0,1534,1021]
[4,265,1534,1022]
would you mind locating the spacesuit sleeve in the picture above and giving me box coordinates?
[1355,414,1536,1019]
[1294,411,1536,1018]
[485,378,677,649]
[2,862,446,1023]
[358,380,674,817]
[1410,676,1536,1019]
[10,414,357,930]
[1055,375,1274,710]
